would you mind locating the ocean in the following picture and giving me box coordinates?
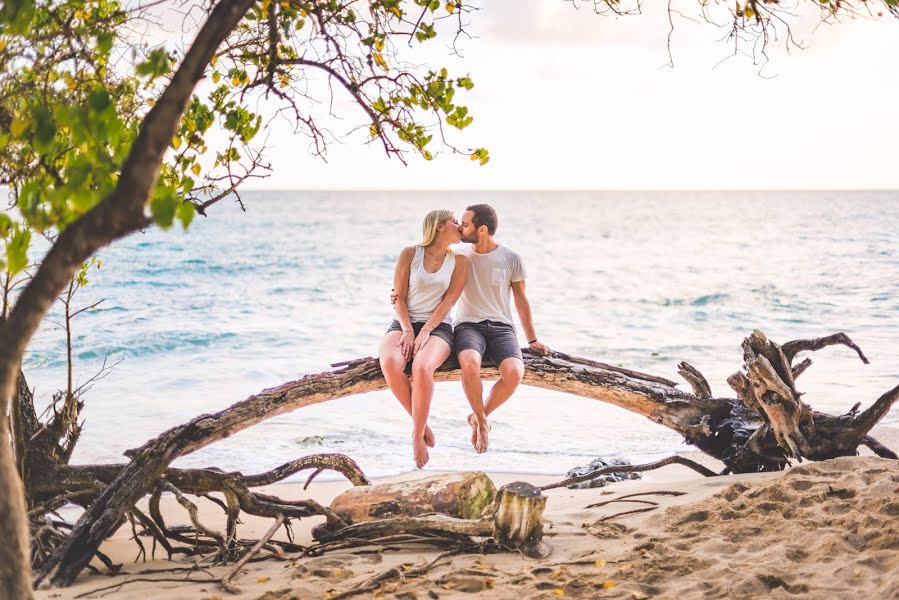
[21,190,899,480]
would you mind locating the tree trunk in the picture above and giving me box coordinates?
[0,411,33,600]
[0,354,34,600]
[328,472,496,524]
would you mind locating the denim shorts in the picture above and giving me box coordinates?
[454,320,523,366]
[386,320,455,351]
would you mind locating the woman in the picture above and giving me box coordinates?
[379,210,469,469]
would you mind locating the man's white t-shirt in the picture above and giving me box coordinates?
[454,244,526,327]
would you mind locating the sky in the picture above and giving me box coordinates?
[175,1,899,190]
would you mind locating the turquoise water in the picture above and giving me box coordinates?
[21,190,899,479]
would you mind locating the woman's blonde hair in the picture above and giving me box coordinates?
[419,209,454,247]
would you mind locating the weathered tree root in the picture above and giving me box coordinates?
[34,330,898,588]
[220,514,285,593]
[724,330,898,469]
[31,453,368,586]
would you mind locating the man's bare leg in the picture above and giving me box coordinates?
[379,332,435,447]
[458,349,490,453]
[483,357,525,417]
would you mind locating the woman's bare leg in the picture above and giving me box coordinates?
[379,332,435,447]
[409,337,452,469]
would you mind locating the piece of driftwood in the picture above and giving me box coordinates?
[328,472,496,525]
[540,455,718,491]
[313,481,548,558]
[220,514,284,593]
[486,482,549,558]
[33,330,898,587]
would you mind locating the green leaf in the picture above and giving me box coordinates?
[176,202,195,230]
[10,115,29,138]
[150,187,178,229]
[0,213,12,237]
[17,180,41,217]
[96,31,114,55]
[88,88,111,113]
[5,225,31,276]
[0,0,36,34]
[470,147,490,166]
[136,48,171,79]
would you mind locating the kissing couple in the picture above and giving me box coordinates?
[379,204,550,469]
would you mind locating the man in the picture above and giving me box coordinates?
[454,204,549,453]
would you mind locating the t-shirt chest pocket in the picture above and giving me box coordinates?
[490,267,508,287]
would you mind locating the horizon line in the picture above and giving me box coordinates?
[236,187,899,193]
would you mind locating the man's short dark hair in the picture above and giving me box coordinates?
[466,204,498,235]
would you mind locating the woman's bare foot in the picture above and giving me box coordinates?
[467,413,490,453]
[412,433,430,469]
[424,424,436,448]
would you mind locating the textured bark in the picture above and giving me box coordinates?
[677,361,712,399]
[315,513,494,544]
[314,480,547,557]
[329,472,496,525]
[0,411,33,600]
[488,482,548,558]
[11,370,42,486]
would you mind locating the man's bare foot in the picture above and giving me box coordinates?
[424,424,436,448]
[467,413,490,454]
[412,434,429,469]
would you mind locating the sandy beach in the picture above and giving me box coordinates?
[35,426,899,600]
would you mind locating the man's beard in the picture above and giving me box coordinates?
[461,233,478,244]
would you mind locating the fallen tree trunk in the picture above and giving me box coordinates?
[313,480,549,558]
[35,330,898,587]
[328,471,496,525]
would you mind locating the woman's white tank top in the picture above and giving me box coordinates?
[405,245,455,323]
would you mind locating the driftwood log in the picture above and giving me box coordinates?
[328,471,496,524]
[31,330,898,587]
[312,477,548,558]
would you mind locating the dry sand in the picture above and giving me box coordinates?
[35,428,899,600]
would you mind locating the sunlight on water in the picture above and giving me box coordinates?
[22,190,899,479]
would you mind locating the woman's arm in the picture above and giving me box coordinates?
[393,247,415,332]
[392,247,416,360]
[420,255,468,334]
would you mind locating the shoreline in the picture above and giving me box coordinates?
[223,422,899,486]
